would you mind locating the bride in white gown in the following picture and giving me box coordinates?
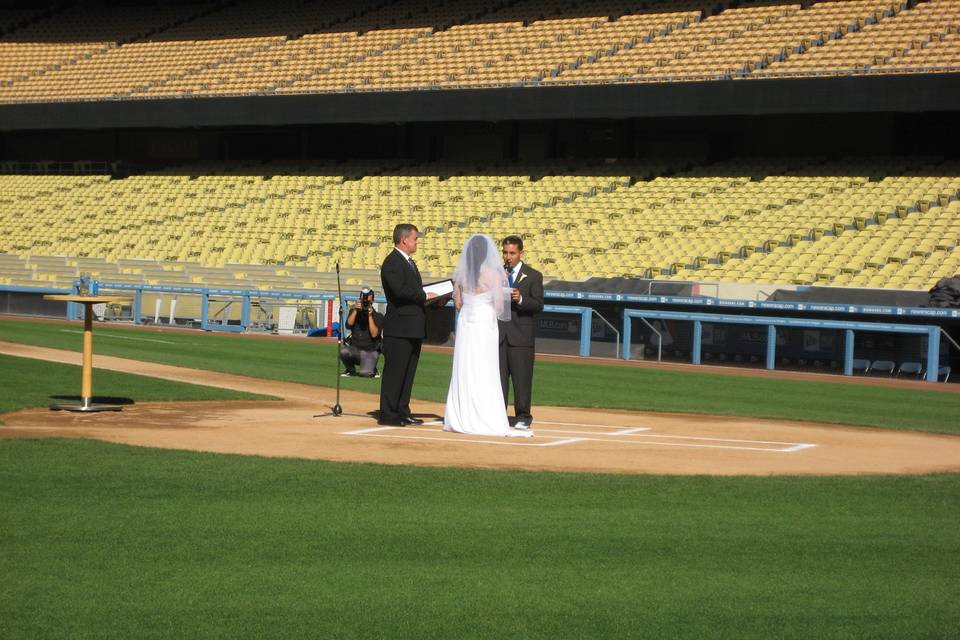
[444,234,534,438]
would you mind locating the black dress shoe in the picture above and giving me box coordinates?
[401,416,424,425]
[377,419,406,427]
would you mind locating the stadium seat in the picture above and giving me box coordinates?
[852,358,872,374]
[0,0,958,102]
[1,155,959,289]
[937,365,952,383]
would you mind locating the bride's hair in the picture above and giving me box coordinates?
[454,233,511,322]
[464,235,487,288]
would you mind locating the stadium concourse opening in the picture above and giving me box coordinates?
[0,0,958,380]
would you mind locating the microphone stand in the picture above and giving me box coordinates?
[315,261,344,418]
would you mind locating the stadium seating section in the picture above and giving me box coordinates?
[0,0,957,102]
[1,156,958,292]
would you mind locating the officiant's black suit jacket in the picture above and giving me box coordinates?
[499,263,544,347]
[379,248,427,423]
[381,249,426,339]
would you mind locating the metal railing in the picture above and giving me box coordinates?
[591,309,621,360]
[940,328,960,354]
[633,316,663,362]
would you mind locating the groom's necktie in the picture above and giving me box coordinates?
[507,267,515,287]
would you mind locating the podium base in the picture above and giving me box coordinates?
[50,398,123,412]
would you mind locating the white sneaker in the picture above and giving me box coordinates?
[513,420,530,430]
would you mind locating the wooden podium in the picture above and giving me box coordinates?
[44,294,131,412]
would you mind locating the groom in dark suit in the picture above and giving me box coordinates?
[499,235,544,429]
[378,223,436,426]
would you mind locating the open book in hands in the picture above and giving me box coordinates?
[423,279,454,306]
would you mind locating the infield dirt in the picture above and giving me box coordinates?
[2,341,959,476]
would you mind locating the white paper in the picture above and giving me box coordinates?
[423,279,454,297]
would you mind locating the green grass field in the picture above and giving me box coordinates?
[0,353,273,416]
[1,439,957,640]
[1,318,958,638]
[2,318,959,433]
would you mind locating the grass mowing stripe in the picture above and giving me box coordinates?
[0,353,274,417]
[2,319,960,434]
[0,438,957,639]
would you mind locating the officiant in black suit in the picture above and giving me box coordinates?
[378,223,436,426]
[499,235,544,429]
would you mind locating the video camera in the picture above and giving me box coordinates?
[359,285,374,308]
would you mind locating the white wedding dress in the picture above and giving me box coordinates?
[444,289,533,437]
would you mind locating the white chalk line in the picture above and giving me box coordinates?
[598,432,811,447]
[422,419,652,437]
[341,425,815,453]
[536,420,652,431]
[342,427,400,435]
[534,421,815,451]
[341,426,582,447]
[570,437,804,453]
[606,427,653,436]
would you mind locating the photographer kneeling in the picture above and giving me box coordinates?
[340,285,383,377]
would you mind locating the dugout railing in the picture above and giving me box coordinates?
[546,289,959,382]
[623,309,945,382]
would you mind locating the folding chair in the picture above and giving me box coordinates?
[870,360,895,376]
[895,361,923,378]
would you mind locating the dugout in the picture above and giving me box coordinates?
[598,293,959,381]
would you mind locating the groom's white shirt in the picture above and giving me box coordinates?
[509,261,524,305]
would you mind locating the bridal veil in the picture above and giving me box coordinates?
[453,234,511,322]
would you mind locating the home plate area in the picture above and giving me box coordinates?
[342,419,817,453]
